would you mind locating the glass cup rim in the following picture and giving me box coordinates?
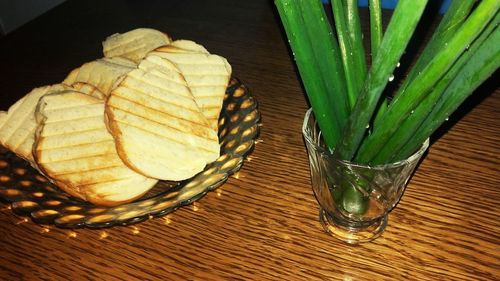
[302,108,429,169]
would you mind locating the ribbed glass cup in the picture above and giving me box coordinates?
[302,109,428,244]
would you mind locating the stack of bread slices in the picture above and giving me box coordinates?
[0,28,232,206]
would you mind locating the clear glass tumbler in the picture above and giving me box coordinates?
[302,109,428,244]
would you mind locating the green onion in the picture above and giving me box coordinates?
[368,0,383,59]
[275,0,500,217]
[373,0,475,130]
[345,0,368,104]
[335,0,428,161]
[367,0,481,163]
[275,0,349,149]
[373,9,500,163]
[331,0,363,108]
[391,0,477,95]
[370,0,387,126]
[355,0,499,164]
[395,18,500,160]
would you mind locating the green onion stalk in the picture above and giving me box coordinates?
[275,0,500,215]
[395,19,500,160]
[334,0,429,161]
[275,0,349,150]
[375,9,500,164]
[356,0,500,164]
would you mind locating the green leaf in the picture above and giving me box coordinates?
[369,0,383,59]
[331,0,364,108]
[355,0,499,164]
[395,18,500,160]
[275,0,348,149]
[334,0,429,161]
[372,0,475,138]
[373,9,500,164]
[345,0,368,102]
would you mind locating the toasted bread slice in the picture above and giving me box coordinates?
[105,55,220,181]
[0,84,71,164]
[102,28,172,63]
[146,49,232,131]
[71,82,106,100]
[101,56,137,68]
[63,57,136,97]
[156,40,210,54]
[34,91,157,206]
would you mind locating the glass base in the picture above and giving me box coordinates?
[319,208,388,244]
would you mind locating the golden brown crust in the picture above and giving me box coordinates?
[34,91,157,206]
[102,28,173,63]
[1,29,231,206]
[104,55,220,180]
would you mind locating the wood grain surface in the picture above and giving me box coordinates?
[0,0,498,280]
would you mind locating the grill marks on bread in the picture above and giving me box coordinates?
[106,55,220,181]
[34,91,157,206]
[160,39,210,54]
[150,48,232,130]
[0,84,71,164]
[102,28,172,63]
[0,29,232,206]
[63,57,137,97]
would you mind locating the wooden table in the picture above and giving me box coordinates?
[0,1,498,280]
